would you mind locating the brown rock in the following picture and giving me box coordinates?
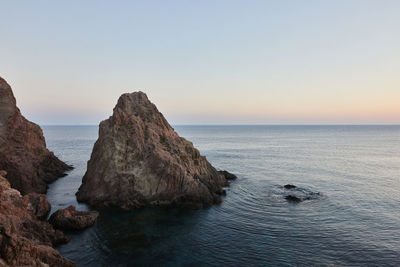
[49,206,99,231]
[0,77,72,194]
[77,92,232,210]
[0,228,74,267]
[0,171,74,266]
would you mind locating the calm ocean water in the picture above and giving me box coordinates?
[42,125,400,267]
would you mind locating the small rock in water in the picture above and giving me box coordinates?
[282,184,321,203]
[285,195,303,203]
[49,205,99,231]
[285,195,313,203]
[284,184,296,189]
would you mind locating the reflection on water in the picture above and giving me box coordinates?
[43,125,400,266]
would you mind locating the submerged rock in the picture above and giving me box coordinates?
[283,184,320,203]
[49,206,99,231]
[0,77,72,194]
[285,195,311,203]
[284,184,296,189]
[0,171,74,266]
[77,92,232,210]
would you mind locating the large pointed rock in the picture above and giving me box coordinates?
[77,92,231,210]
[0,77,72,194]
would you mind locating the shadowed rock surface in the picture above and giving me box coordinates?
[77,92,232,210]
[49,206,99,231]
[0,171,74,266]
[218,170,237,180]
[24,192,52,220]
[0,77,72,194]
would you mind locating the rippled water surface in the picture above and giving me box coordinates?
[42,125,400,266]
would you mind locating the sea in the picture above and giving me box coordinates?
[42,125,400,267]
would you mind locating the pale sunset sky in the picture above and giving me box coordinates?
[1,0,399,125]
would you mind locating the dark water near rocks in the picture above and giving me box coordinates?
[42,125,400,267]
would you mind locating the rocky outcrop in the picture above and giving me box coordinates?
[49,206,99,231]
[77,92,233,210]
[0,77,72,194]
[0,171,74,266]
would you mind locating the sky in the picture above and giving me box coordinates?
[1,0,399,125]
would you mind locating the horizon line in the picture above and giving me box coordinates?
[40,123,400,127]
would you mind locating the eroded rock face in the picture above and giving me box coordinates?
[49,206,99,231]
[0,171,74,266]
[0,77,72,194]
[77,92,232,210]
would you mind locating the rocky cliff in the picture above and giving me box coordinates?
[77,92,232,210]
[0,77,72,194]
[0,171,74,266]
